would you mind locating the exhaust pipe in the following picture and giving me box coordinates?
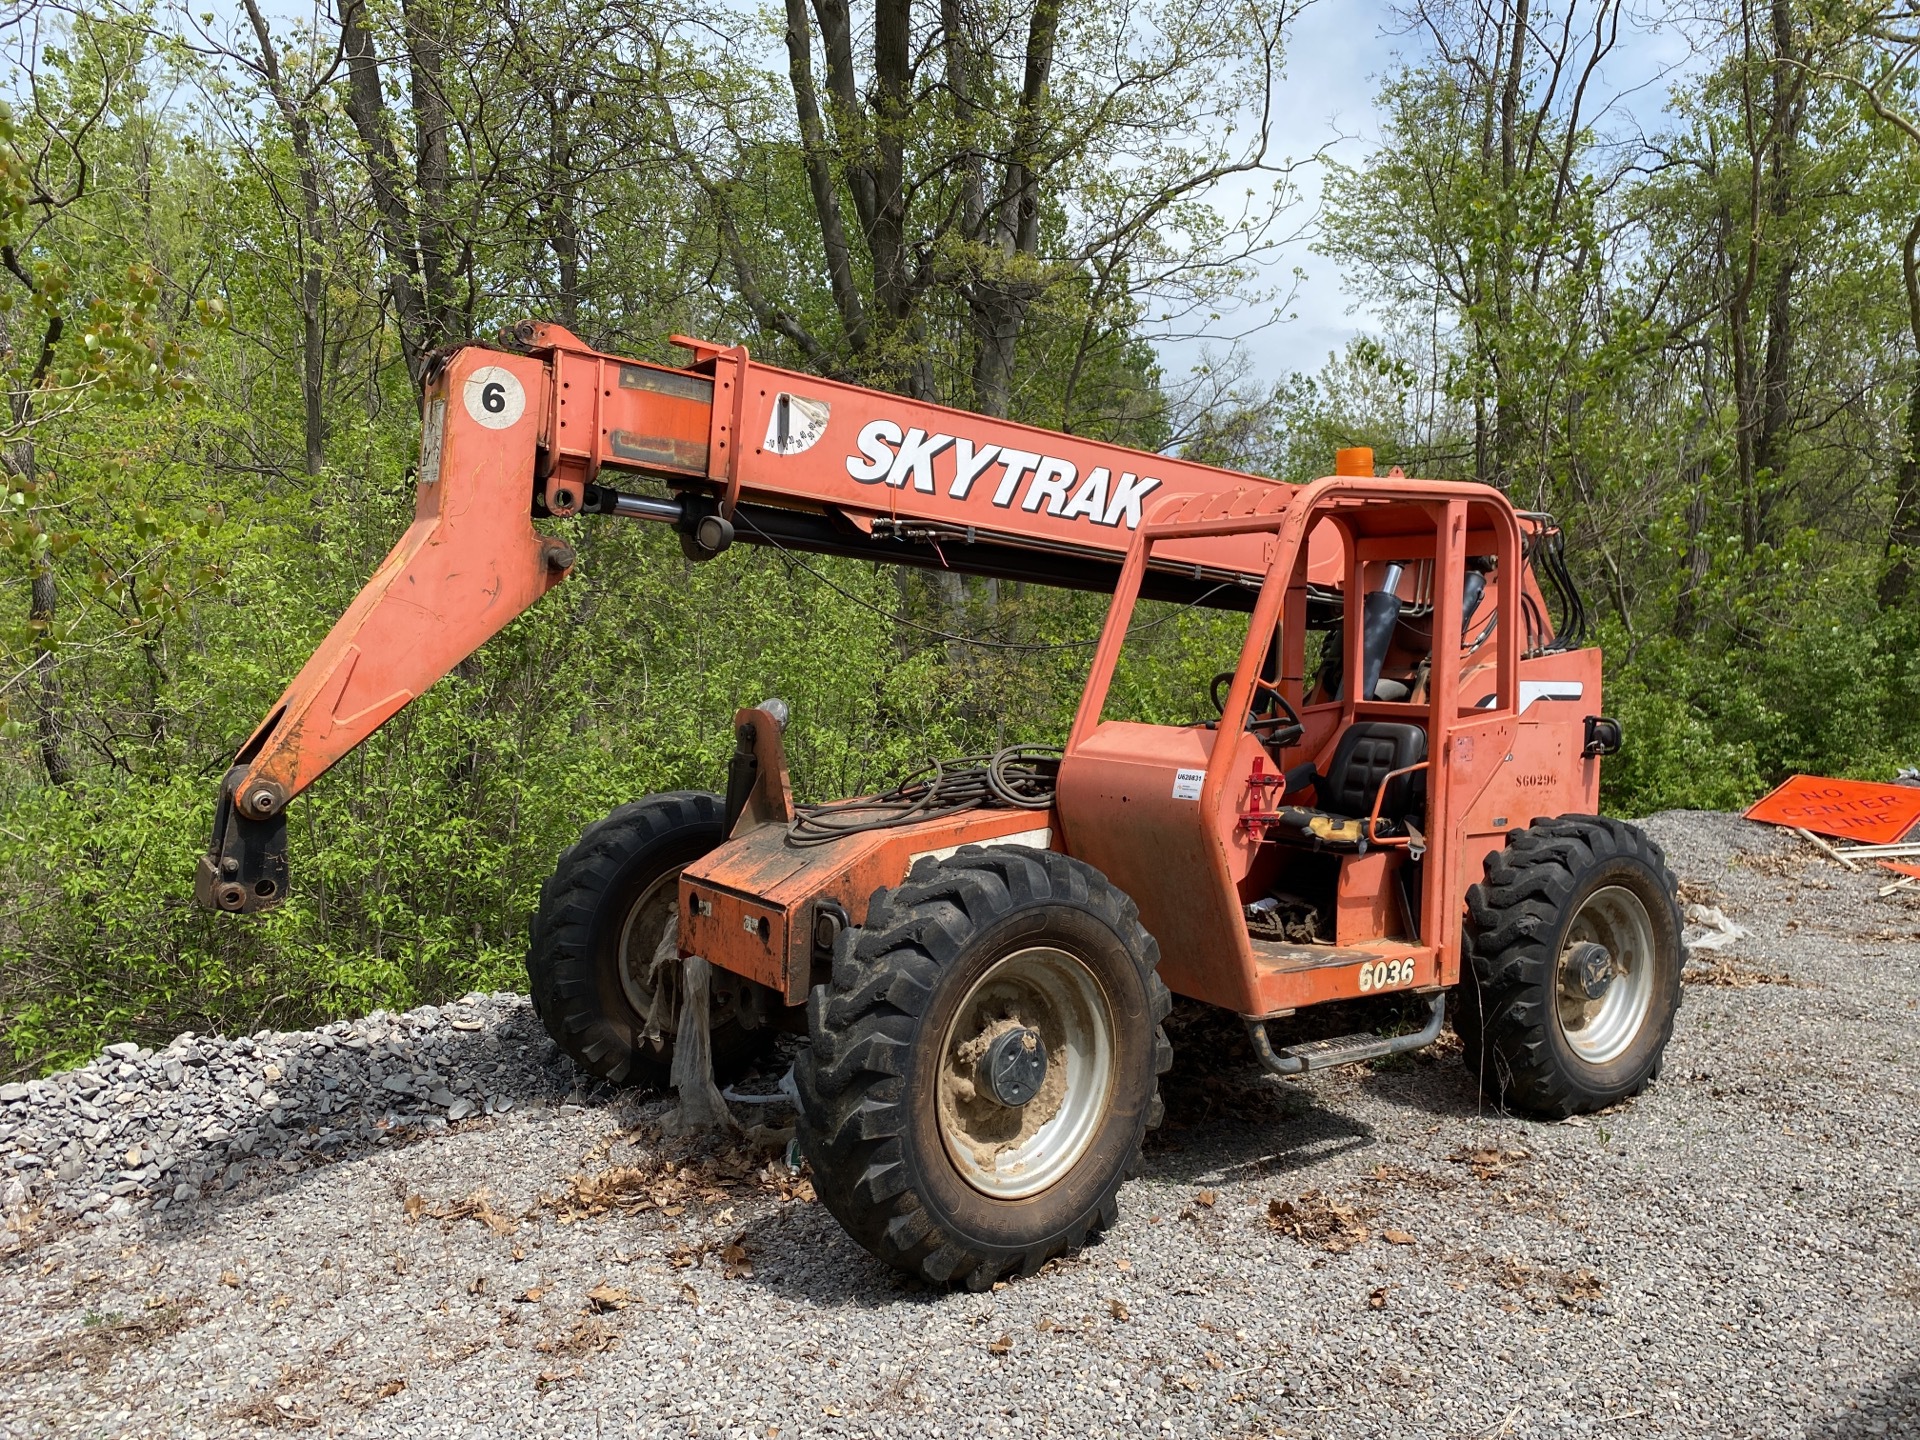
[1357,562,1405,701]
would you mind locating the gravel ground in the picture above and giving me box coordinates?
[1,809,1915,1439]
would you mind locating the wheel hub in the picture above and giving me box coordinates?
[936,945,1116,1200]
[1555,884,1658,1065]
[1567,940,1615,1000]
[979,1026,1048,1107]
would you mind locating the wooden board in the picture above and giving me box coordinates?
[1745,775,1920,844]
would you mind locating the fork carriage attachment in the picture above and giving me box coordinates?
[202,331,1683,1287]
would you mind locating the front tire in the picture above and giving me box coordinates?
[527,791,773,1086]
[796,847,1172,1290]
[1458,816,1683,1117]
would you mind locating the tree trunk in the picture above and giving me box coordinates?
[966,0,1061,420]
[29,555,65,786]
[783,0,867,351]
[7,430,65,784]
[545,97,582,332]
[1885,372,1920,610]
[1730,281,1760,553]
[971,292,1022,422]
[1490,0,1529,488]
[1672,480,1711,639]
[1885,212,1920,610]
[1749,0,1802,545]
[403,0,456,345]
[341,0,436,387]
[241,0,328,473]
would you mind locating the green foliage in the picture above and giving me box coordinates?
[5,0,1920,1078]
[1601,597,1920,817]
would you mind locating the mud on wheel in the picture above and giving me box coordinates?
[1456,815,1683,1118]
[796,846,1172,1290]
[527,791,773,1086]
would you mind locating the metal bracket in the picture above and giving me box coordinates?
[195,766,290,913]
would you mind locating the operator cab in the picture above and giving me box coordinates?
[1056,468,1527,1018]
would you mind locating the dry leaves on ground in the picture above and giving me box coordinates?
[1731,847,1803,878]
[221,1393,321,1430]
[1685,956,1795,988]
[1490,1257,1606,1309]
[1676,879,1721,908]
[664,1233,754,1279]
[584,1283,630,1313]
[1362,1162,1459,1196]
[402,1187,518,1237]
[1447,1145,1531,1182]
[536,1317,619,1357]
[543,1128,811,1224]
[1,1304,193,1377]
[1266,1190,1376,1254]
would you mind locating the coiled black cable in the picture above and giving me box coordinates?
[787,744,1062,848]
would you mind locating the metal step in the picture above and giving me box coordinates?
[1244,992,1447,1076]
[1280,1032,1395,1068]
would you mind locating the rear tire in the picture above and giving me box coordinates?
[1458,815,1682,1117]
[796,846,1172,1290]
[527,791,773,1087]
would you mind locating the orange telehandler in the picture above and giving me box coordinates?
[197,324,1681,1288]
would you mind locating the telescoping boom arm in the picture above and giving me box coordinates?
[195,323,1514,913]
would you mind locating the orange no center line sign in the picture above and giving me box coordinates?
[1745,774,1920,844]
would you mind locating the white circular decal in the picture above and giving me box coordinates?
[463,365,525,430]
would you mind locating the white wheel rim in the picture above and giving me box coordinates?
[1556,884,1657,1065]
[936,946,1116,1200]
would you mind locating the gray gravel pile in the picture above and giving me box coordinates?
[1,809,1916,1439]
[0,996,581,1226]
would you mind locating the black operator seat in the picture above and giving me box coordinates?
[1268,721,1427,851]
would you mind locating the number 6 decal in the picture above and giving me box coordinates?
[463,365,526,430]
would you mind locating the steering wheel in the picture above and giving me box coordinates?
[1209,671,1304,747]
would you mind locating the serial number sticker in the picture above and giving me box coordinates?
[1357,958,1417,992]
[418,398,445,485]
[1172,768,1205,801]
